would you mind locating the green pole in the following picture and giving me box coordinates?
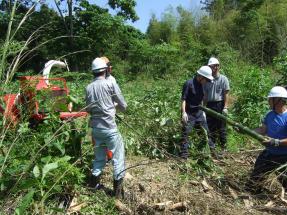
[199,105,265,142]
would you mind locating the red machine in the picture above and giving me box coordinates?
[0,60,87,127]
[0,75,87,126]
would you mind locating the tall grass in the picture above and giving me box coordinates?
[0,2,89,214]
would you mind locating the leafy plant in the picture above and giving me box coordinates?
[233,67,274,128]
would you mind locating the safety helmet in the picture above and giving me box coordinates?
[268,86,287,98]
[91,58,107,73]
[197,66,214,81]
[101,56,110,64]
[208,57,220,66]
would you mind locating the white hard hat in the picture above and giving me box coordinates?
[91,57,107,73]
[268,86,287,98]
[208,57,220,66]
[197,66,214,81]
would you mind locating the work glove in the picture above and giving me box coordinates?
[202,111,206,119]
[182,112,188,124]
[262,137,280,147]
[222,108,228,115]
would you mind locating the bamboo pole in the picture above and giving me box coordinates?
[199,105,265,142]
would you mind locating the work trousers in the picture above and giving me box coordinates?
[180,110,215,158]
[92,127,125,180]
[249,150,287,191]
[206,101,227,148]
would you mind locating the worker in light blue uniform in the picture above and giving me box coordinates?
[248,86,287,193]
[85,57,127,199]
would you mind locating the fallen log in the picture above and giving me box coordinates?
[199,106,265,142]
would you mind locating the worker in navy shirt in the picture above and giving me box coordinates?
[248,86,287,193]
[180,66,215,159]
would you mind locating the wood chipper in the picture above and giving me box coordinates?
[0,60,88,159]
[0,60,88,126]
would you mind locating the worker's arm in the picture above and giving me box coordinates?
[223,90,229,109]
[262,137,287,147]
[223,76,230,113]
[181,100,188,124]
[255,124,287,147]
[112,83,127,112]
[254,124,267,136]
[278,138,287,146]
[85,88,92,114]
[202,84,208,106]
[181,81,189,124]
[181,100,186,114]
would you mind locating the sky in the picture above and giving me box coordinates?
[47,0,203,33]
[128,0,203,32]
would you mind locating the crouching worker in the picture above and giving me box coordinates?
[85,57,127,199]
[180,66,216,159]
[248,86,287,193]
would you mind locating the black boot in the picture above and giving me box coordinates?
[179,143,189,159]
[90,174,103,190]
[113,178,124,199]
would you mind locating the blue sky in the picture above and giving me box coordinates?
[47,0,203,33]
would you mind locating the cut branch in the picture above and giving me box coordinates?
[199,106,265,142]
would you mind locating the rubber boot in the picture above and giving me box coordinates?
[113,178,124,199]
[90,174,103,190]
[179,143,189,159]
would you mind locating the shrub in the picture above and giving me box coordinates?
[233,67,274,128]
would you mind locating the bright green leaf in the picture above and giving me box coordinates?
[52,141,65,155]
[32,165,40,178]
[42,162,58,181]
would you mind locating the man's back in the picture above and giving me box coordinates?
[86,77,127,129]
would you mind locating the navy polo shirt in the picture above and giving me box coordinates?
[181,77,204,114]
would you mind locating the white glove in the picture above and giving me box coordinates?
[202,111,206,119]
[223,108,228,115]
[182,112,188,124]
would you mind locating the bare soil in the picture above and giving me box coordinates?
[70,149,287,215]
[108,151,287,215]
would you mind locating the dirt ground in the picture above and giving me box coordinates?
[64,149,287,215]
[100,150,287,215]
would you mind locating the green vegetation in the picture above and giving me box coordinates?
[0,0,287,214]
